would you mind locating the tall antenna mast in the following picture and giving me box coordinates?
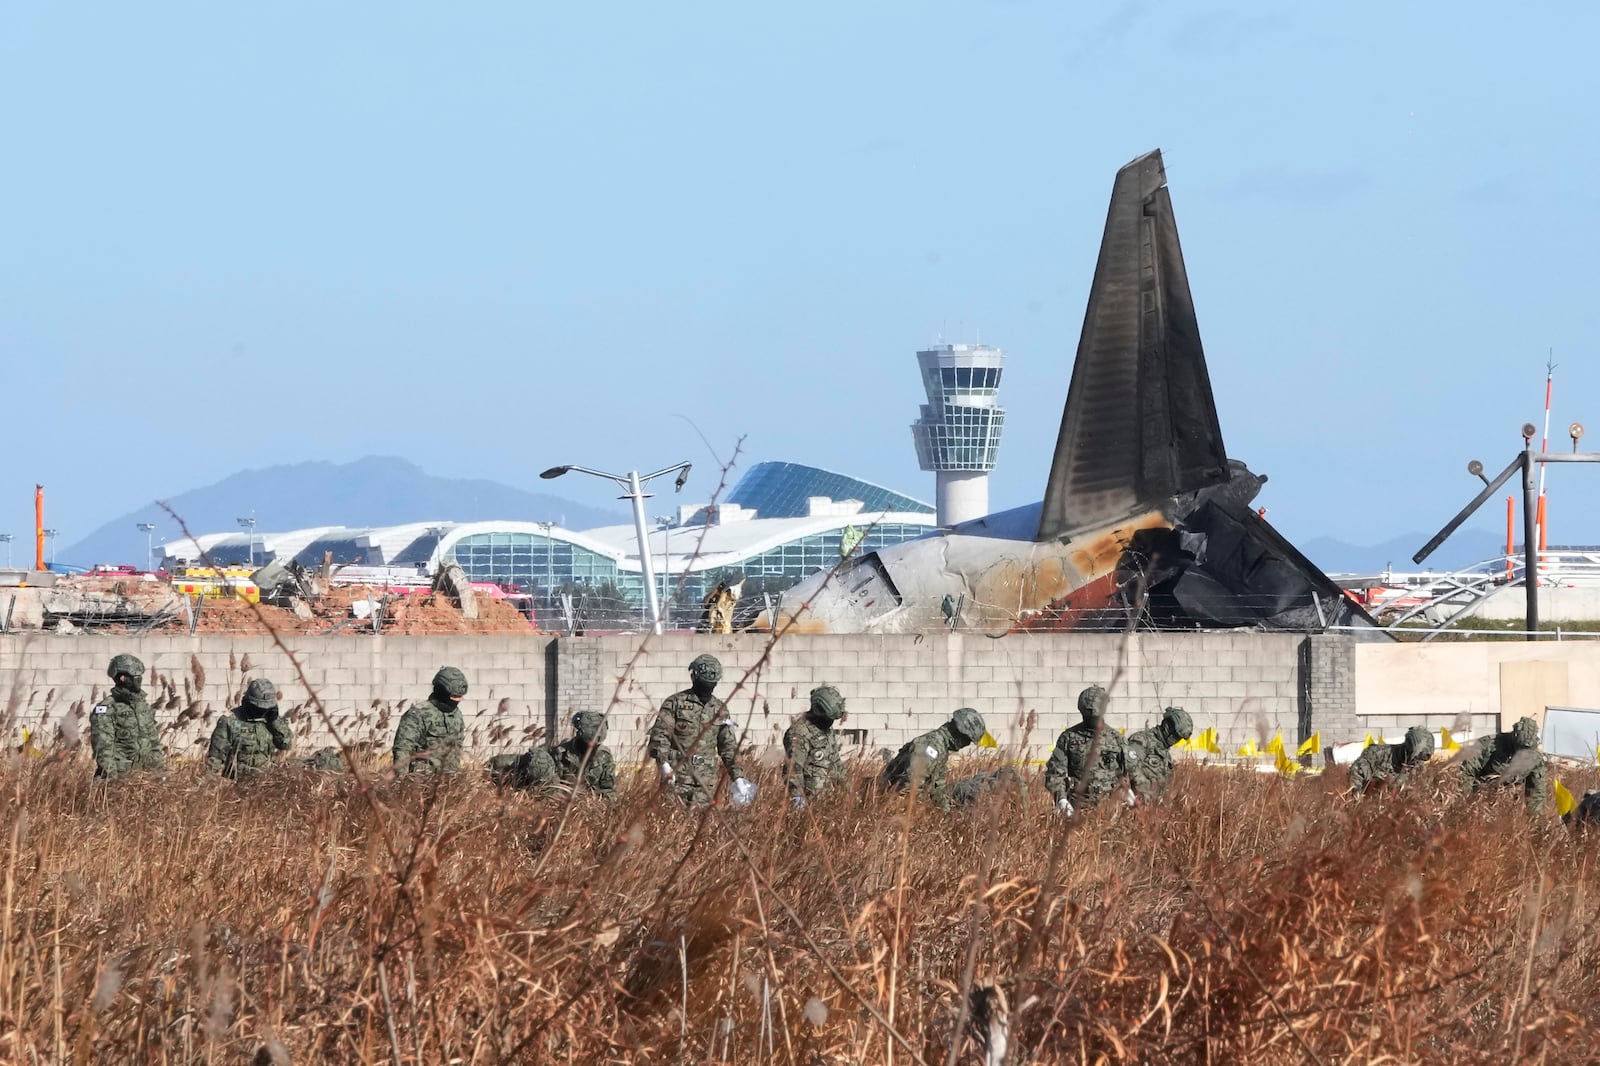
[1537,352,1555,557]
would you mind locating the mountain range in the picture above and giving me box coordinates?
[61,457,624,568]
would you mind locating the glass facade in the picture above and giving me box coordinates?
[293,535,379,567]
[723,523,930,583]
[911,344,1007,474]
[447,532,637,596]
[911,406,1006,470]
[726,462,932,517]
[440,521,932,628]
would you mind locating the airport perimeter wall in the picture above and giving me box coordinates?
[0,631,1339,765]
[10,630,1577,764]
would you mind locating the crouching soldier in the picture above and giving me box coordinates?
[393,667,468,777]
[784,685,848,809]
[206,678,294,778]
[1126,705,1193,803]
[489,711,617,800]
[882,707,990,812]
[91,653,165,779]
[1044,685,1128,816]
[1460,716,1547,813]
[1347,725,1433,795]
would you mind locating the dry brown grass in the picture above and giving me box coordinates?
[0,750,1597,1065]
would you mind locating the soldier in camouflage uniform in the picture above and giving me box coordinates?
[784,685,848,808]
[1043,685,1128,815]
[1460,716,1547,813]
[393,666,468,777]
[950,766,1028,808]
[488,711,617,799]
[205,678,295,778]
[647,655,752,807]
[881,707,989,812]
[1125,705,1193,802]
[1347,725,1433,795]
[90,653,165,778]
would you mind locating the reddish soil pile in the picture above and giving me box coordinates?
[172,588,539,636]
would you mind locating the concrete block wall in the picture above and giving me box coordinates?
[553,631,1308,764]
[1304,635,1359,744]
[1,629,1353,767]
[0,633,553,759]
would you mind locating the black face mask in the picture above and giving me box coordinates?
[809,711,834,730]
[118,675,142,692]
[691,679,717,700]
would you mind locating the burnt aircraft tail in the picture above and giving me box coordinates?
[1037,150,1229,543]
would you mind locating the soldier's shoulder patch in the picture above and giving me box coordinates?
[924,745,938,759]
[92,704,108,715]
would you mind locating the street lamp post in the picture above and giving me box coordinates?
[237,516,257,568]
[654,516,673,627]
[136,522,156,572]
[540,461,691,635]
[0,534,11,569]
[536,521,556,610]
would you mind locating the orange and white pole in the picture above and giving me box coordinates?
[34,485,44,571]
[1537,355,1554,579]
[1506,496,1515,579]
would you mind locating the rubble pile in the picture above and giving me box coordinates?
[0,575,538,636]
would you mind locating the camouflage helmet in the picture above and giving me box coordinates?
[432,666,469,698]
[1077,685,1109,720]
[243,678,279,710]
[1511,716,1541,750]
[810,685,846,721]
[572,711,607,745]
[1403,725,1434,762]
[949,707,987,744]
[1162,705,1194,742]
[688,654,723,684]
[107,653,145,681]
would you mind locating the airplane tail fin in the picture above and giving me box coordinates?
[1037,150,1229,542]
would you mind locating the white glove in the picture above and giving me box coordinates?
[730,778,757,806]
[1126,788,1138,808]
[790,794,806,811]
[1057,797,1074,817]
[658,760,674,781]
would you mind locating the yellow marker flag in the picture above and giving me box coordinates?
[1363,733,1377,749]
[1274,746,1301,776]
[977,731,999,749]
[1555,779,1577,817]
[1173,737,1191,750]
[1440,727,1460,752]
[1297,732,1321,757]
[1237,738,1260,757]
[1201,727,1222,754]
[1264,733,1285,757]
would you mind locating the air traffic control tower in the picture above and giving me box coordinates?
[910,343,1006,526]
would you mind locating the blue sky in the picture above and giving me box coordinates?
[4,2,1598,560]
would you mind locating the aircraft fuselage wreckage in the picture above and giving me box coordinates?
[761,150,1375,636]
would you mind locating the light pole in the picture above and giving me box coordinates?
[237,516,257,567]
[536,521,556,608]
[654,516,674,627]
[136,522,156,572]
[43,529,58,567]
[540,461,691,635]
[0,534,11,569]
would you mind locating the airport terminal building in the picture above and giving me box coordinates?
[160,463,935,626]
